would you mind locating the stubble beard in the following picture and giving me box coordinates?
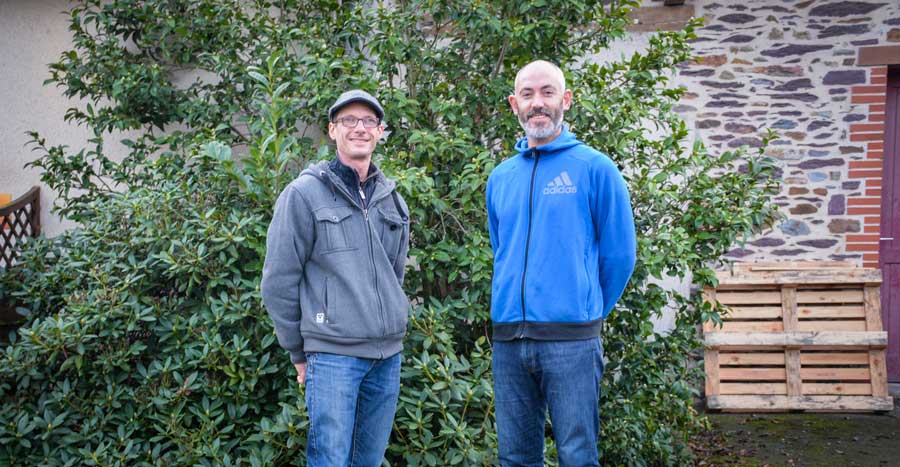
[345,150,371,160]
[341,131,375,161]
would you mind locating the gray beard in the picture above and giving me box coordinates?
[519,113,564,141]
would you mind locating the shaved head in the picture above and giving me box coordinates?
[509,60,572,147]
[514,60,566,94]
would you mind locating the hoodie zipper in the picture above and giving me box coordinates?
[520,149,540,328]
[360,184,386,357]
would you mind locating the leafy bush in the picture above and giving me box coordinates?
[1,1,779,465]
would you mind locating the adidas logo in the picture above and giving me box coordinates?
[542,171,577,195]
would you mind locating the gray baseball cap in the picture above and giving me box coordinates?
[328,89,384,122]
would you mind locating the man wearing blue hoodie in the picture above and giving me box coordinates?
[486,60,637,466]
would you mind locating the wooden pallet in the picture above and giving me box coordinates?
[703,262,892,412]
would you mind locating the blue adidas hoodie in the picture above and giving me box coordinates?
[486,126,637,341]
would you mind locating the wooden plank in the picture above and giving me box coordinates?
[720,321,784,332]
[868,350,888,397]
[704,349,719,397]
[715,284,872,293]
[716,290,782,305]
[800,353,870,365]
[723,306,783,319]
[731,261,856,272]
[782,287,798,332]
[718,269,881,286]
[797,289,864,304]
[731,268,868,275]
[716,345,791,351]
[705,331,888,348]
[803,383,873,395]
[797,321,868,332]
[708,395,894,411]
[720,368,786,381]
[719,345,875,352]
[702,288,716,333]
[798,305,866,319]
[720,353,785,365]
[710,283,790,291]
[745,266,858,272]
[800,368,871,381]
[785,349,802,396]
[863,285,884,332]
[720,383,787,395]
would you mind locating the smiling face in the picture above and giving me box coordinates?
[509,61,572,147]
[328,102,384,162]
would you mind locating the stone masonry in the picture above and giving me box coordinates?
[672,0,900,268]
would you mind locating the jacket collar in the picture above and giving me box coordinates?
[304,158,396,206]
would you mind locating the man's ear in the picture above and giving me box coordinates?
[562,89,573,111]
[508,94,519,115]
[327,121,337,140]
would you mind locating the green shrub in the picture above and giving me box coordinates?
[1,1,779,465]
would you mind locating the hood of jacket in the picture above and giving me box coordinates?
[302,159,396,206]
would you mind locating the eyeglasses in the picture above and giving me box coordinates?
[334,116,380,128]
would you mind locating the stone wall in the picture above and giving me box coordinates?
[674,0,900,267]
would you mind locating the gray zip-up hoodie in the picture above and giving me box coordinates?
[261,160,410,364]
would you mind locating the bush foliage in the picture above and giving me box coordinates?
[1,1,779,465]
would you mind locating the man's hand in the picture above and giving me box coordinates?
[294,362,307,385]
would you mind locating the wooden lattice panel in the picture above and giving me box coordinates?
[703,262,892,412]
[0,187,40,269]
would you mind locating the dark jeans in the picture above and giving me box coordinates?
[304,352,401,467]
[492,338,604,467]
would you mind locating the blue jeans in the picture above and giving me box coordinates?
[492,338,604,467]
[304,352,401,467]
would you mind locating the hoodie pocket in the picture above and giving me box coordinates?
[314,206,357,253]
[377,207,408,264]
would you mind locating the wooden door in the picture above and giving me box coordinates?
[881,67,900,382]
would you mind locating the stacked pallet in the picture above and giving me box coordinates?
[703,262,892,412]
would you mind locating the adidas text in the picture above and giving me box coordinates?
[543,171,577,195]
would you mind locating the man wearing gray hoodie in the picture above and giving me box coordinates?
[261,90,410,466]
